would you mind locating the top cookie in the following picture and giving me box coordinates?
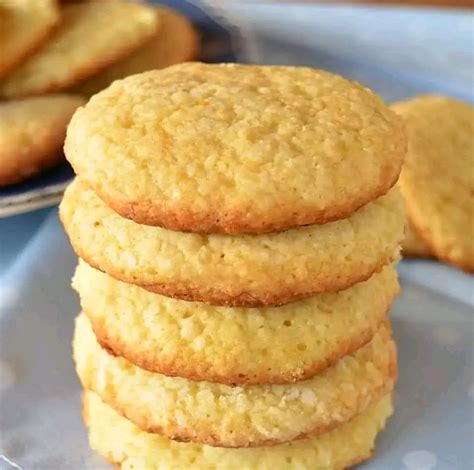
[65,63,406,234]
[393,95,474,272]
[0,0,59,79]
[0,1,159,97]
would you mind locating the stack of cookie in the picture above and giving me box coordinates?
[0,0,197,186]
[60,63,406,469]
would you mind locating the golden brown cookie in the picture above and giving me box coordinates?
[65,63,406,234]
[73,259,399,386]
[0,0,59,79]
[0,1,159,97]
[0,94,84,186]
[83,390,393,470]
[392,95,474,272]
[60,179,404,307]
[73,313,397,448]
[74,6,199,96]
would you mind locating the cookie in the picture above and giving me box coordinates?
[402,222,432,258]
[74,260,399,386]
[84,391,393,470]
[0,94,85,186]
[0,1,159,97]
[65,63,406,234]
[75,6,199,96]
[60,180,404,307]
[392,95,474,272]
[0,0,59,79]
[73,313,396,447]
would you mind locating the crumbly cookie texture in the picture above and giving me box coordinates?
[0,1,159,97]
[73,314,397,448]
[60,180,404,307]
[392,95,474,272]
[74,6,198,97]
[65,63,406,234]
[74,260,398,385]
[0,0,59,79]
[0,94,85,186]
[84,391,393,470]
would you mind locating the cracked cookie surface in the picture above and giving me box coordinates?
[65,63,406,234]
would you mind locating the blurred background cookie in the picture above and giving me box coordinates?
[402,222,432,258]
[0,0,59,79]
[0,0,203,194]
[393,95,474,273]
[74,5,199,96]
[0,0,159,97]
[0,94,84,186]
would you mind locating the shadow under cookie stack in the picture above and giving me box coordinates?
[60,63,406,469]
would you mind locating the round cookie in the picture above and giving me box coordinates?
[0,1,159,97]
[392,95,474,272]
[84,391,393,470]
[0,0,59,79]
[74,6,199,97]
[74,260,399,385]
[0,94,85,186]
[402,222,432,258]
[60,180,404,307]
[65,63,406,234]
[73,313,397,448]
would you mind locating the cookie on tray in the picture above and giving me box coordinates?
[73,259,399,386]
[73,313,397,448]
[0,94,84,186]
[83,391,393,470]
[65,63,406,234]
[60,180,404,307]
[0,0,59,79]
[75,6,199,96]
[0,1,159,97]
[392,95,474,272]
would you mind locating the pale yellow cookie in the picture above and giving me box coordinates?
[0,0,59,79]
[73,313,397,447]
[402,222,432,258]
[65,63,406,234]
[0,1,159,97]
[73,260,399,385]
[75,6,199,96]
[84,391,393,470]
[60,179,404,307]
[392,95,474,272]
[0,94,84,186]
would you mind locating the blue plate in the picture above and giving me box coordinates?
[0,0,252,218]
